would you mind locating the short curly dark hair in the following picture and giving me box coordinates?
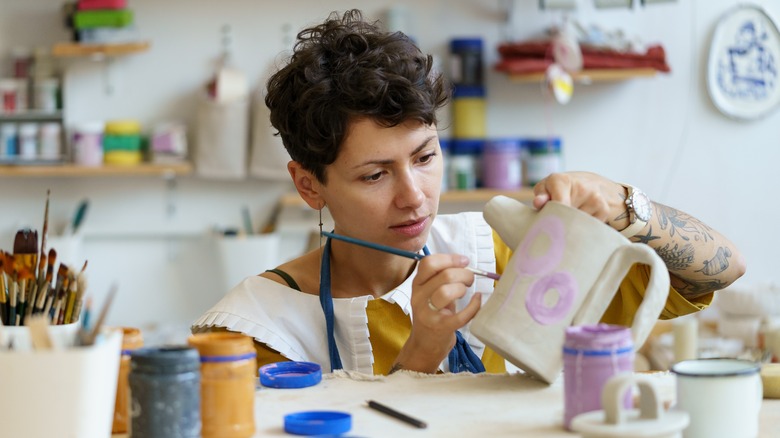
[265,9,450,183]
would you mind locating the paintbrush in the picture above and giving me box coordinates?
[38,248,57,315]
[13,228,38,324]
[39,189,50,276]
[70,261,88,324]
[0,254,6,325]
[321,231,502,281]
[81,283,117,346]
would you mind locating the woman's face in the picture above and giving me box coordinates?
[321,118,442,253]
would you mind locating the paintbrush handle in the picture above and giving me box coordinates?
[321,231,424,260]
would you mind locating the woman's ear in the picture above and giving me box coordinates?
[288,161,325,210]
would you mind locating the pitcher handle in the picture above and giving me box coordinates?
[572,243,670,349]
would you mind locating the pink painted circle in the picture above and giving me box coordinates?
[525,271,578,325]
[516,215,565,276]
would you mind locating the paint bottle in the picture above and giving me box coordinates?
[450,38,483,86]
[523,137,562,186]
[113,327,144,434]
[188,332,257,438]
[452,85,486,139]
[449,139,483,190]
[563,324,634,430]
[482,138,522,190]
[72,121,104,166]
[18,123,38,160]
[0,123,18,158]
[129,346,201,438]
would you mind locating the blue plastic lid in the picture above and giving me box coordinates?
[452,139,484,155]
[452,84,485,98]
[450,38,483,52]
[438,138,451,152]
[284,411,352,436]
[259,361,322,389]
[524,137,561,153]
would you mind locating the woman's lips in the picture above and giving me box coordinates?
[390,216,429,237]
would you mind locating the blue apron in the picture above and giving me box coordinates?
[319,237,485,374]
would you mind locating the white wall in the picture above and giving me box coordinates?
[1,0,777,342]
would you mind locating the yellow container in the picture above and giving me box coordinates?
[188,332,257,438]
[104,150,143,165]
[452,95,486,139]
[112,327,143,434]
[105,119,141,135]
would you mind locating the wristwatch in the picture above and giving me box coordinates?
[619,184,652,237]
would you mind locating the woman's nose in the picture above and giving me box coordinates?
[394,172,425,209]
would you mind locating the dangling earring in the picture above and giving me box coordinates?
[318,202,325,250]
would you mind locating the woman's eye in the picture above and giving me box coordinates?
[363,172,382,182]
[419,152,437,164]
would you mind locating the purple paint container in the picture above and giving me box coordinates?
[563,324,634,430]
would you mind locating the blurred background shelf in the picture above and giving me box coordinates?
[509,68,658,83]
[0,161,192,177]
[0,110,63,122]
[51,41,151,58]
[279,188,535,207]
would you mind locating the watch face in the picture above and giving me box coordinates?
[630,190,652,222]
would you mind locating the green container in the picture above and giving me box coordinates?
[74,10,134,29]
[103,134,141,152]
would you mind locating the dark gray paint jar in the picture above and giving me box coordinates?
[129,346,201,437]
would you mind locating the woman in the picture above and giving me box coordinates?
[193,10,745,375]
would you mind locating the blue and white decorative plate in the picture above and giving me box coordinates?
[707,4,780,120]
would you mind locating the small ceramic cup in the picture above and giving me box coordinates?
[671,358,762,438]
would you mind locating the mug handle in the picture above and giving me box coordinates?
[573,243,670,349]
[601,373,662,425]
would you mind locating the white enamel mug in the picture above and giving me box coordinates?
[671,358,762,438]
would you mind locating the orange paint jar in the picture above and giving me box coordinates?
[188,332,257,438]
[112,327,143,434]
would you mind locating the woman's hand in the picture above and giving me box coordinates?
[390,254,481,374]
[532,171,629,230]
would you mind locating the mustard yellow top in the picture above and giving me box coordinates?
[242,230,713,375]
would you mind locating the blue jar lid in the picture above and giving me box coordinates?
[284,411,352,436]
[524,137,561,153]
[438,138,451,152]
[259,361,322,388]
[452,139,483,155]
[450,38,483,52]
[452,84,485,98]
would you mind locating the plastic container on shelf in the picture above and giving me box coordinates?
[11,47,32,79]
[0,123,18,158]
[450,38,484,86]
[452,85,486,139]
[39,122,61,160]
[72,121,105,166]
[482,138,523,190]
[0,79,18,113]
[439,137,451,192]
[523,137,563,186]
[18,122,38,160]
[449,139,483,190]
[33,78,59,112]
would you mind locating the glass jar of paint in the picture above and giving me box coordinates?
[112,327,143,434]
[452,85,486,139]
[129,346,201,438]
[188,332,257,438]
[563,324,634,430]
[450,38,484,86]
[523,137,562,186]
[482,138,522,190]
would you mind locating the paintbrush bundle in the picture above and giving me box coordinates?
[0,191,89,326]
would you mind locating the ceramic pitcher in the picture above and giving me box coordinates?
[471,196,670,383]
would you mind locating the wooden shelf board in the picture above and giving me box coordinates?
[280,188,534,207]
[0,162,192,177]
[509,68,658,83]
[52,41,151,58]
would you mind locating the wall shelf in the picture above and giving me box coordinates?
[509,68,658,84]
[280,188,535,207]
[51,41,151,58]
[0,111,63,122]
[0,162,192,177]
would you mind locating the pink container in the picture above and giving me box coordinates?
[77,0,127,10]
[72,122,104,166]
[562,324,634,430]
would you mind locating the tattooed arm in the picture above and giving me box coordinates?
[630,203,746,300]
[533,172,746,301]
